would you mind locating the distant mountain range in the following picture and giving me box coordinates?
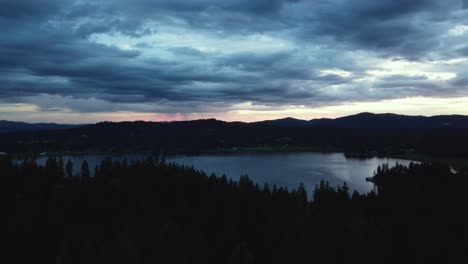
[5,112,468,132]
[2,112,468,157]
[0,120,83,133]
[258,112,468,130]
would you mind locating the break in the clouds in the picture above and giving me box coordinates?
[2,0,468,122]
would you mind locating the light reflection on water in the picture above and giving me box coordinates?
[31,152,413,195]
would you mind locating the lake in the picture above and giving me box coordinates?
[33,152,413,195]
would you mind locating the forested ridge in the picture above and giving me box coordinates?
[3,156,468,263]
[3,113,468,157]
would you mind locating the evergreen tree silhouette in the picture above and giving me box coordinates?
[80,160,90,182]
[66,158,73,178]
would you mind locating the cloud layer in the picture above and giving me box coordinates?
[1,0,468,121]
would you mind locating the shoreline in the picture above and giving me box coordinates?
[7,147,468,167]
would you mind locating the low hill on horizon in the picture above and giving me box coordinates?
[0,120,84,133]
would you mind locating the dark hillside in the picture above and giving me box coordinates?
[2,113,468,157]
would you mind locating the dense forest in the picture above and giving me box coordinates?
[3,113,468,157]
[4,155,468,264]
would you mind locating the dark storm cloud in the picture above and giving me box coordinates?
[455,46,468,56]
[462,0,468,8]
[296,0,460,57]
[1,0,468,114]
[0,0,65,18]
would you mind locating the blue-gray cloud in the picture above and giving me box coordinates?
[1,0,468,115]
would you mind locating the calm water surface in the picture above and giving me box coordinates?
[167,153,413,194]
[35,152,413,194]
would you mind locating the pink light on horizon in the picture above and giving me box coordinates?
[103,112,222,123]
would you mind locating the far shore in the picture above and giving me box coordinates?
[6,146,468,168]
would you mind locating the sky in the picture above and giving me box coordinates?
[1,0,468,123]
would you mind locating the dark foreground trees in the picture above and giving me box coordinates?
[3,156,468,264]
